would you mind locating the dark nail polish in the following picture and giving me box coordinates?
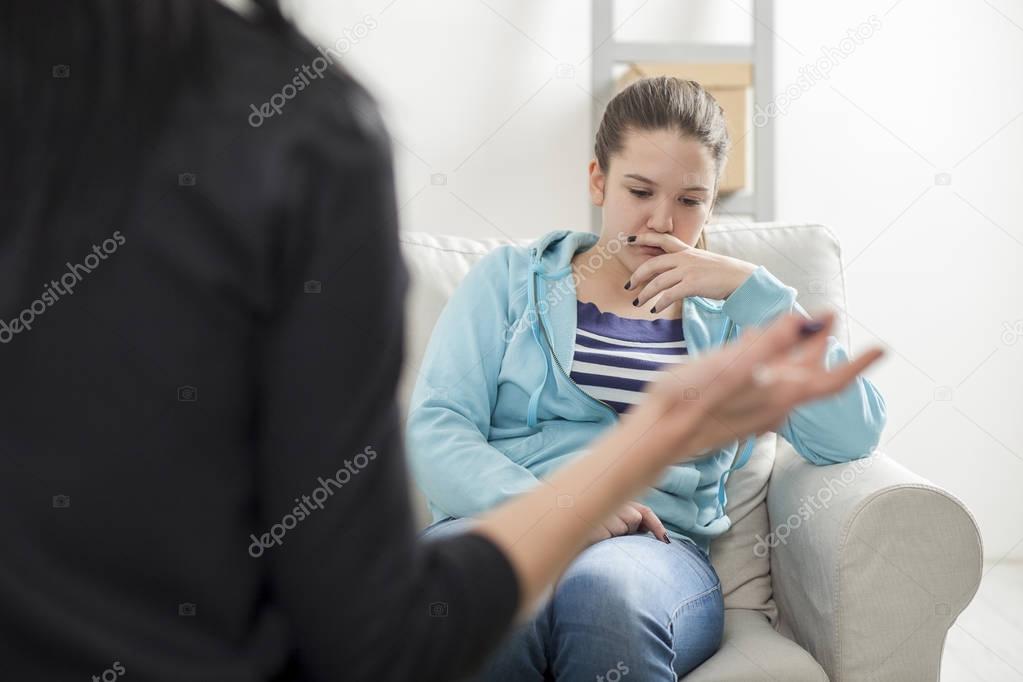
[799,320,825,337]
[624,281,631,290]
[662,533,671,544]
[650,306,657,314]
[632,298,639,306]
[627,235,636,243]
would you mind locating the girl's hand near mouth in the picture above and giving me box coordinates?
[624,233,759,312]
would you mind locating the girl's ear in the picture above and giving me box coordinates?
[588,160,606,207]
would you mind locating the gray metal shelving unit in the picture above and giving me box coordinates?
[589,0,775,229]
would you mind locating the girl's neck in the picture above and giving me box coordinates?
[570,240,682,321]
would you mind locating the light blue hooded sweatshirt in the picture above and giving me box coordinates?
[406,230,887,553]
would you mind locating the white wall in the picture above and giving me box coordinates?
[289,0,1023,561]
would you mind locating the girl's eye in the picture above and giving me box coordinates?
[629,188,701,206]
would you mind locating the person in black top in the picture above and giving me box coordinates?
[0,1,883,680]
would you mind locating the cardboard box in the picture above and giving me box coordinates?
[617,62,751,195]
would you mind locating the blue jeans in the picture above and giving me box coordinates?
[420,517,724,681]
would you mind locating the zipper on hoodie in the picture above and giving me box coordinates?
[531,268,618,421]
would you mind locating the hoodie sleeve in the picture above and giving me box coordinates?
[406,246,543,518]
[720,266,888,465]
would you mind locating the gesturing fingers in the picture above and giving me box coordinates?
[674,312,821,407]
[798,347,885,400]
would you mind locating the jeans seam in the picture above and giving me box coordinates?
[674,537,717,586]
[667,582,721,623]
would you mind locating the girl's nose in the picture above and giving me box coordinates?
[646,205,674,232]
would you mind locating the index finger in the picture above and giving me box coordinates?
[627,232,691,253]
[798,346,886,399]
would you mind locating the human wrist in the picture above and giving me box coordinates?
[595,399,701,481]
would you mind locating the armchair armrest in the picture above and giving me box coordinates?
[766,442,982,681]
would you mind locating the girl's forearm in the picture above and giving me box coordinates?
[472,406,688,618]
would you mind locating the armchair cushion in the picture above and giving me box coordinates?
[710,433,779,626]
[685,609,828,681]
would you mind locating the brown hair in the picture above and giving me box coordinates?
[594,76,730,250]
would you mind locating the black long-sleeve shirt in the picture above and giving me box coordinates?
[0,4,518,680]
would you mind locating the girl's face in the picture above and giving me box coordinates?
[589,128,717,272]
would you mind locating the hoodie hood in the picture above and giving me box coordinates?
[526,229,599,272]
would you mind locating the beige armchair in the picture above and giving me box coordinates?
[396,223,982,681]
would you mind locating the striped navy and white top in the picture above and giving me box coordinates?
[569,300,688,414]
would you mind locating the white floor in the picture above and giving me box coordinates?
[940,560,1023,681]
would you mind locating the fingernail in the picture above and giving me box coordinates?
[632,298,639,306]
[650,306,657,313]
[627,235,636,243]
[799,320,825,337]
[662,533,671,544]
[624,281,631,290]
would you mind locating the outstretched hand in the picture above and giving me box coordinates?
[626,311,885,465]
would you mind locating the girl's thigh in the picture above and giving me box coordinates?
[419,520,724,679]
[548,532,724,679]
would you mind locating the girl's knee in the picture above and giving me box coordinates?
[551,554,666,635]
[671,585,725,676]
